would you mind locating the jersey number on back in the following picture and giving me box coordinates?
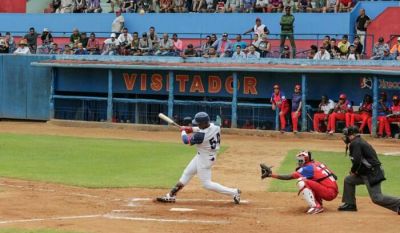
[209,133,221,150]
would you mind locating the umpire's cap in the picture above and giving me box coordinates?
[192,112,210,125]
[343,126,360,136]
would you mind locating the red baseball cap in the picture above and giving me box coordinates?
[273,84,280,89]
[339,94,347,99]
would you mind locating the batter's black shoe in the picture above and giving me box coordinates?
[338,203,357,211]
[156,193,176,203]
[233,189,241,204]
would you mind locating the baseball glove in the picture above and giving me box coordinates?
[260,163,273,179]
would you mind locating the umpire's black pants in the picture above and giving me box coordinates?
[342,174,400,212]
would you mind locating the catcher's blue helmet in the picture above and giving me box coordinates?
[192,112,210,125]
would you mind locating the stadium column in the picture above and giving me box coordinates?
[49,67,57,119]
[371,76,378,137]
[107,69,113,122]
[301,74,307,132]
[231,72,238,128]
[168,71,174,118]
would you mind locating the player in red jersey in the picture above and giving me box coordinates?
[270,84,290,133]
[346,94,372,133]
[261,151,338,214]
[328,93,352,134]
[387,95,400,127]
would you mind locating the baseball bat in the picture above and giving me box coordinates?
[158,113,180,128]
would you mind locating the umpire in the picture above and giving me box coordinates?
[338,126,400,214]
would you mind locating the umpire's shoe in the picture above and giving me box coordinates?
[338,203,357,211]
[233,189,241,204]
[156,193,176,203]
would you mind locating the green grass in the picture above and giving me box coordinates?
[0,133,199,188]
[0,229,83,233]
[269,150,400,196]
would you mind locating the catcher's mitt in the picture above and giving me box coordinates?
[260,163,273,179]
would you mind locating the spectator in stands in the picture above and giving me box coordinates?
[155,33,174,56]
[242,0,256,13]
[172,33,183,54]
[74,0,87,13]
[131,32,140,55]
[281,45,291,58]
[291,84,302,133]
[58,0,75,13]
[118,28,133,55]
[353,36,363,59]
[23,27,39,54]
[313,0,325,12]
[4,32,15,54]
[327,93,352,135]
[355,8,370,48]
[225,0,240,12]
[246,45,260,59]
[233,34,247,50]
[271,84,290,133]
[203,47,218,58]
[148,27,160,49]
[70,28,81,49]
[210,34,217,44]
[347,94,372,134]
[86,0,102,13]
[232,45,246,59]
[308,45,318,59]
[182,44,197,58]
[381,49,394,61]
[174,0,187,12]
[108,0,121,13]
[268,0,283,13]
[37,28,53,54]
[74,43,88,55]
[160,0,174,12]
[13,39,31,55]
[370,37,389,60]
[329,38,340,59]
[111,11,125,35]
[244,18,270,37]
[102,33,120,55]
[314,46,330,60]
[313,95,335,133]
[80,32,89,48]
[338,0,352,13]
[201,36,213,55]
[138,0,152,13]
[49,43,61,54]
[258,34,271,58]
[368,92,391,138]
[138,32,152,55]
[50,0,61,13]
[63,44,74,54]
[390,37,400,60]
[122,0,136,12]
[242,120,255,129]
[338,35,350,58]
[347,45,357,60]
[212,33,233,57]
[297,0,312,13]
[87,33,101,55]
[324,0,337,13]
[255,0,268,12]
[280,6,296,58]
[251,34,261,50]
[216,1,226,13]
[0,39,8,54]
[322,39,331,52]
[204,0,216,13]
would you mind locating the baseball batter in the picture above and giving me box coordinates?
[261,151,338,214]
[156,112,241,204]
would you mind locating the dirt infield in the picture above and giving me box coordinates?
[0,121,399,233]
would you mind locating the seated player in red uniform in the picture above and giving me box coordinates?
[367,92,391,137]
[387,95,400,128]
[270,84,290,133]
[346,94,372,133]
[261,151,338,214]
[328,93,352,134]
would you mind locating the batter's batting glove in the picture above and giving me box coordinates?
[180,126,193,134]
[260,163,273,179]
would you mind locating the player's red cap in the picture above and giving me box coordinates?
[295,84,301,90]
[393,95,399,101]
[273,84,280,89]
[339,94,347,99]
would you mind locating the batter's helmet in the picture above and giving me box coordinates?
[192,112,210,125]
[343,126,359,137]
[296,151,312,166]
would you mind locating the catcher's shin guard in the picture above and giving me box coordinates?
[297,178,318,209]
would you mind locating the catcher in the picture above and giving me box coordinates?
[260,151,338,214]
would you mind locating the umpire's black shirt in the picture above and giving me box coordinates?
[349,135,381,175]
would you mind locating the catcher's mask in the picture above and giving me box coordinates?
[296,151,312,167]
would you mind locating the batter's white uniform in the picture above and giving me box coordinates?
[179,123,238,196]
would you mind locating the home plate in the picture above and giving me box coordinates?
[170,208,196,212]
